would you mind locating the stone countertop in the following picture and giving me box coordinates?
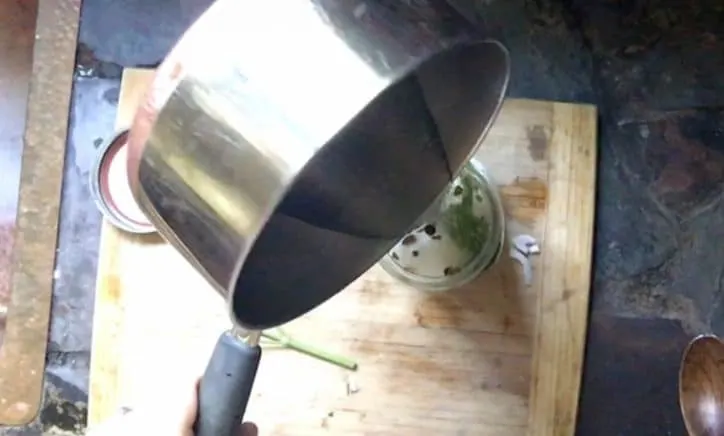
[27,0,724,434]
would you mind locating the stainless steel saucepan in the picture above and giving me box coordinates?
[127,0,510,434]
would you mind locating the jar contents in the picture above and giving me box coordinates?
[379,159,505,292]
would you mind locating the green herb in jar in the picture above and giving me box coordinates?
[441,174,489,255]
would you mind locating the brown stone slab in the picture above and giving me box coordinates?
[0,0,37,346]
[0,0,80,426]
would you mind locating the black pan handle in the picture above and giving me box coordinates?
[194,330,262,436]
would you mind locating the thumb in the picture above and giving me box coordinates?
[239,422,258,436]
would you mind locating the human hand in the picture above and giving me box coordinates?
[87,373,257,436]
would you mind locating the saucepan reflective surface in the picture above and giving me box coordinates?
[128,0,510,330]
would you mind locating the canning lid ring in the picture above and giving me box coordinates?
[89,128,156,234]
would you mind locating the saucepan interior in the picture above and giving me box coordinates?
[232,40,510,330]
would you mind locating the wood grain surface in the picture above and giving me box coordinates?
[89,68,597,435]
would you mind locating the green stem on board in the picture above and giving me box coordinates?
[261,328,358,371]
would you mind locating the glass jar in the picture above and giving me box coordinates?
[379,159,505,292]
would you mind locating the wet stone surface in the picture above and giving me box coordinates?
[565,0,724,433]
[29,0,724,434]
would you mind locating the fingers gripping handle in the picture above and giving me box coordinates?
[194,331,262,436]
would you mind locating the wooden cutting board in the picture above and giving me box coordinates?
[89,68,597,435]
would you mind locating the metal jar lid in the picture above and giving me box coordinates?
[90,129,155,234]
